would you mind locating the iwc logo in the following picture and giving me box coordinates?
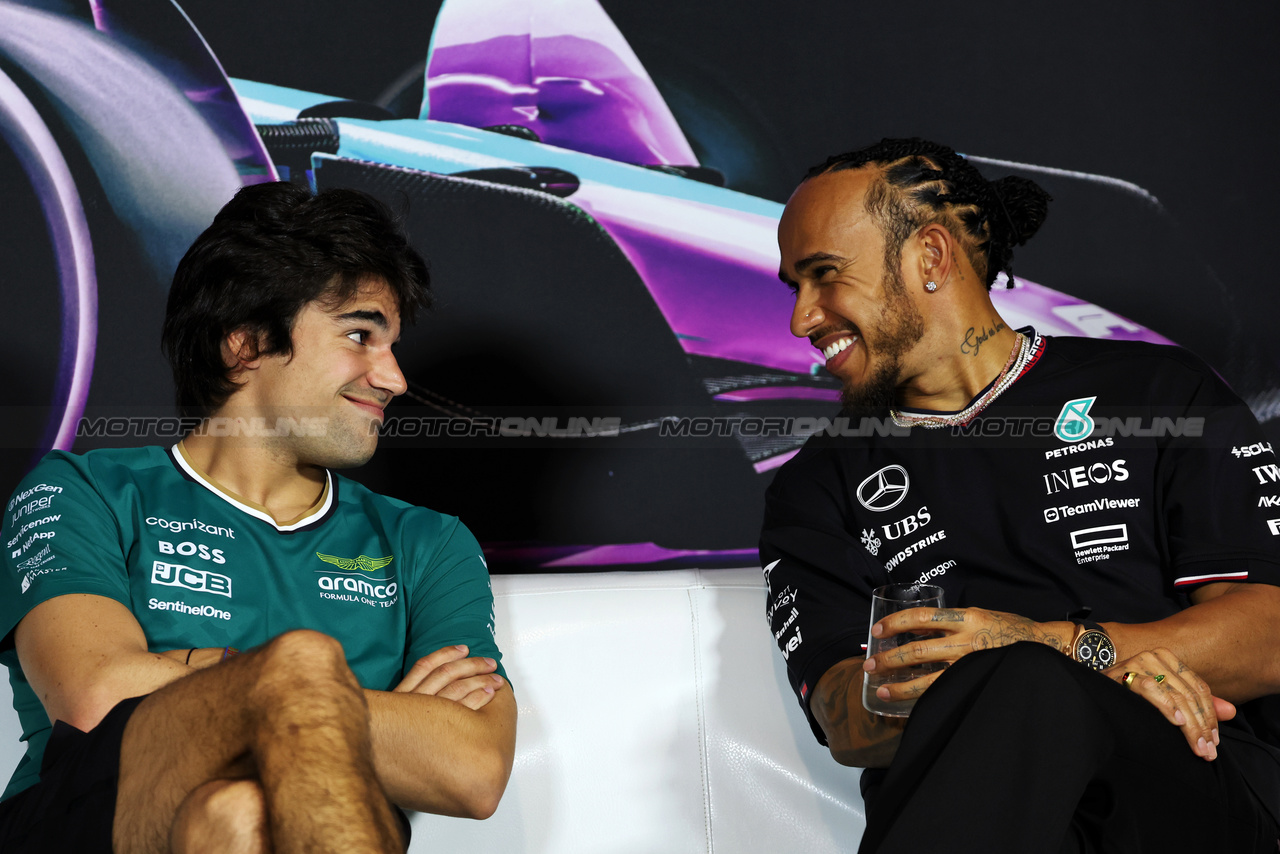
[856,465,910,512]
[1054,397,1097,443]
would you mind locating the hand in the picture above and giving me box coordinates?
[1106,647,1235,761]
[862,607,1071,703]
[393,644,506,710]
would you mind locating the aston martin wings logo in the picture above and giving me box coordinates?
[316,553,395,572]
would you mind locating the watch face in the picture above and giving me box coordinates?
[1077,630,1116,671]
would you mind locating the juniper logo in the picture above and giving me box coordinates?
[1055,397,1097,443]
[316,553,394,572]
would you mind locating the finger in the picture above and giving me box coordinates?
[872,607,965,639]
[868,667,946,704]
[405,656,499,697]
[865,633,970,674]
[436,673,506,703]
[1152,647,1219,756]
[1213,696,1237,722]
[1118,653,1216,760]
[456,684,499,711]
[392,644,470,693]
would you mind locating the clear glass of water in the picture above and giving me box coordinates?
[862,583,946,717]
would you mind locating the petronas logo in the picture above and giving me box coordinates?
[1054,396,1097,443]
[316,553,394,573]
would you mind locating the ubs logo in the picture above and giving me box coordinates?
[857,465,910,512]
[882,506,932,541]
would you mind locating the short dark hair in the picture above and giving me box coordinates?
[807,138,1051,290]
[161,182,430,417]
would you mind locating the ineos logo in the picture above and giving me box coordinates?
[857,465,910,512]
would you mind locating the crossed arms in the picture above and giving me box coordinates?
[811,581,1280,769]
[14,592,516,818]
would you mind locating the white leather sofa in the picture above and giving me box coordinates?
[0,568,868,852]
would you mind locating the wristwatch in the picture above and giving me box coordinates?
[1070,620,1116,671]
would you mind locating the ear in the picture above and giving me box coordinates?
[913,223,959,292]
[222,329,263,374]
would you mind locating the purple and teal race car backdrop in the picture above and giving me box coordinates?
[2,0,1276,569]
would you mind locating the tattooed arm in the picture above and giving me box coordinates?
[860,607,1075,706]
[811,656,908,768]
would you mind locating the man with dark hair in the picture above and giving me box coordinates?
[0,182,515,853]
[762,138,1280,851]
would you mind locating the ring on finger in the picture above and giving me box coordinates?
[1154,674,1166,684]
[1122,671,1138,690]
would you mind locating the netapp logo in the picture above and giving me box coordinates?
[151,561,232,598]
[1043,460,1129,495]
[857,465,910,512]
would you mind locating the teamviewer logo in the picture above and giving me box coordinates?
[1044,507,1060,523]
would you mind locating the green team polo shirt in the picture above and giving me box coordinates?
[0,445,505,800]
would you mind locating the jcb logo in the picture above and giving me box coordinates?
[151,561,232,598]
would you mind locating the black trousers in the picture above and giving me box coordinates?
[858,643,1280,854]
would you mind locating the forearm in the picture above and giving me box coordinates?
[365,687,516,817]
[1104,583,1280,703]
[812,657,907,768]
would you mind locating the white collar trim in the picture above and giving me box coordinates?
[169,444,333,532]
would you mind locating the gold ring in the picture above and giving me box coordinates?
[1122,671,1138,689]
[1154,674,1166,684]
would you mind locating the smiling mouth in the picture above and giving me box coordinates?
[344,396,387,418]
[822,335,858,361]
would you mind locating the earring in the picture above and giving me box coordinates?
[925,281,938,292]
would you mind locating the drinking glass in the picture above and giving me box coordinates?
[862,583,946,717]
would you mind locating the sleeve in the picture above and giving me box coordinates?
[0,453,131,641]
[404,514,508,685]
[759,446,887,744]
[1153,353,1280,591]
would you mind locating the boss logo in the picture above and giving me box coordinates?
[151,561,232,597]
[157,540,226,565]
[1043,460,1129,495]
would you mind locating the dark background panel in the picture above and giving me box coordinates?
[178,0,1279,419]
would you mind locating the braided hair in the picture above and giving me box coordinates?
[807,138,1051,290]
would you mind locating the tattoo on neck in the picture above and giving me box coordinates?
[960,320,1007,357]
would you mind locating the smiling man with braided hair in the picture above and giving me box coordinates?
[762,138,1280,851]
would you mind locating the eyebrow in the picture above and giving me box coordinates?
[336,309,390,330]
[777,251,847,284]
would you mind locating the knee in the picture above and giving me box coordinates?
[171,779,269,854]
[248,630,363,716]
[256,630,357,689]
